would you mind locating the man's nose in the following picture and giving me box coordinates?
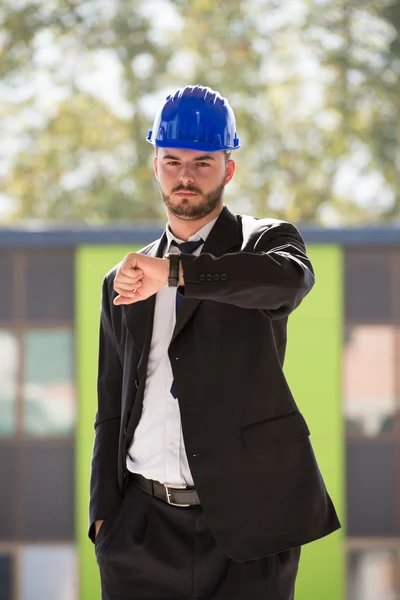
[179,165,195,186]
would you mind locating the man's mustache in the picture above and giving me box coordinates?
[172,185,202,194]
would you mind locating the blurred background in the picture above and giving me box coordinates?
[0,0,399,599]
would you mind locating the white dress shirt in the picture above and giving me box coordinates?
[126,215,219,486]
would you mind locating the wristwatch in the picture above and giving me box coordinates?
[165,253,180,287]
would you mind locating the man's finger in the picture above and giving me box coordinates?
[116,271,143,284]
[113,292,142,305]
[114,281,142,297]
[120,252,139,270]
[114,281,141,292]
[120,267,143,279]
[114,289,135,297]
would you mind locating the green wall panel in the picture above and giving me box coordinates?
[76,242,345,599]
[76,246,139,600]
[284,244,345,600]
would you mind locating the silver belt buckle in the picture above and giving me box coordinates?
[164,483,191,507]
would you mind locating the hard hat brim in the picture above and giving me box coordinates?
[146,137,240,152]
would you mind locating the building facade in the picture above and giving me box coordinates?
[0,224,399,599]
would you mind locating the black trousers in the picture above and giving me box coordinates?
[95,477,301,600]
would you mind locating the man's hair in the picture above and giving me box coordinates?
[155,147,232,163]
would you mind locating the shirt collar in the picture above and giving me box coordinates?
[165,213,220,252]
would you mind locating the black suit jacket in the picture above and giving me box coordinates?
[89,205,341,561]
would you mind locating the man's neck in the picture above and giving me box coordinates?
[167,205,223,242]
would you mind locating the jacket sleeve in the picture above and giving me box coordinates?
[179,221,315,318]
[88,275,123,543]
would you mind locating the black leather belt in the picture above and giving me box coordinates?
[130,473,201,507]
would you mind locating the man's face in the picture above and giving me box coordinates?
[154,148,235,220]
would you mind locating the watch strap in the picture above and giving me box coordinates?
[166,253,180,287]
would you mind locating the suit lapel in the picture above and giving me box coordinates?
[171,206,242,343]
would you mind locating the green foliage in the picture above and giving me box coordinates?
[1,0,399,224]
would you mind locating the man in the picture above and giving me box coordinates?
[89,84,341,600]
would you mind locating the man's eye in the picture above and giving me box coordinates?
[166,161,179,166]
[196,162,210,167]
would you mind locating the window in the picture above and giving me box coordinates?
[344,325,397,438]
[21,546,77,600]
[23,330,75,436]
[0,330,18,436]
[347,547,400,600]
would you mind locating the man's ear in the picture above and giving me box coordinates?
[153,155,158,180]
[225,159,236,184]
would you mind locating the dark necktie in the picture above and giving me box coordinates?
[170,238,204,398]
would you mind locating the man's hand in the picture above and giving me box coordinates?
[95,519,104,539]
[113,253,170,305]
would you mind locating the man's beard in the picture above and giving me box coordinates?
[159,180,225,219]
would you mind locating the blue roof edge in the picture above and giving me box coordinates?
[0,224,400,246]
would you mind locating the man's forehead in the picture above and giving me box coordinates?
[157,148,222,161]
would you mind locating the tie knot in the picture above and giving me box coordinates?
[171,239,204,254]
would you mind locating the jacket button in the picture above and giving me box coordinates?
[199,273,205,282]
[213,274,220,281]
[221,274,228,281]
[206,274,213,282]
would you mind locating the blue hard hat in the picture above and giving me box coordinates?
[147,85,240,152]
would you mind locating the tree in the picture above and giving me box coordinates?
[0,0,174,221]
[1,0,399,224]
[169,0,400,224]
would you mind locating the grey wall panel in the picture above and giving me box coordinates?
[0,445,17,539]
[25,250,74,321]
[346,443,398,536]
[345,249,393,321]
[0,252,13,321]
[0,553,12,600]
[19,442,75,540]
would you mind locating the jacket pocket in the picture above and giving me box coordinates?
[240,410,310,454]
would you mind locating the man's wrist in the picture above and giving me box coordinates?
[163,255,184,287]
[163,257,171,286]
[178,262,184,286]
